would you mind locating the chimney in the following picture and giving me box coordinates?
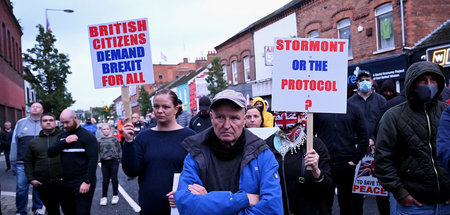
[183,58,188,63]
[207,51,217,64]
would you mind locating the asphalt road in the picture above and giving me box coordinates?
[0,154,381,215]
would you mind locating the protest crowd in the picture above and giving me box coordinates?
[1,61,450,215]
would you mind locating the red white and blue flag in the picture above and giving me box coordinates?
[275,112,298,130]
[357,159,374,178]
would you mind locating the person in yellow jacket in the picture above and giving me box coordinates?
[252,97,274,127]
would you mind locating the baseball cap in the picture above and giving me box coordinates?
[357,70,371,80]
[199,96,211,111]
[211,90,246,110]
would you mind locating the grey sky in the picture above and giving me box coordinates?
[14,0,290,110]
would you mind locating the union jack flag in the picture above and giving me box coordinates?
[357,159,374,178]
[275,112,298,130]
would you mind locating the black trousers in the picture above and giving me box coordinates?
[329,164,364,215]
[36,182,62,215]
[101,158,119,197]
[4,149,10,169]
[60,181,96,215]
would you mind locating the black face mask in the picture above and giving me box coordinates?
[415,85,438,102]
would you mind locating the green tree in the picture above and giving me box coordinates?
[137,86,152,116]
[206,57,227,98]
[23,24,75,117]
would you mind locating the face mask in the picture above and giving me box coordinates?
[275,112,298,130]
[415,85,438,102]
[359,80,372,93]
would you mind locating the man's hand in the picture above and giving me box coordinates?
[79,182,90,194]
[305,149,321,179]
[65,135,78,144]
[123,122,135,142]
[188,184,208,195]
[445,199,450,205]
[369,139,375,151]
[398,195,422,207]
[246,193,260,207]
[348,161,356,166]
[166,190,177,208]
[30,180,42,187]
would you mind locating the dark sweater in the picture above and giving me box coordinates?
[48,126,98,185]
[122,127,195,215]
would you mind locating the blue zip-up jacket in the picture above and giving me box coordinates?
[437,106,450,174]
[10,116,42,165]
[174,128,283,215]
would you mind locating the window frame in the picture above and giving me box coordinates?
[232,60,238,85]
[308,30,319,38]
[375,3,395,51]
[243,56,250,82]
[337,18,352,58]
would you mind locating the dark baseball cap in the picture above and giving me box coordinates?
[199,96,211,111]
[357,70,371,80]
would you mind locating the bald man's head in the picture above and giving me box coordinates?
[60,109,79,132]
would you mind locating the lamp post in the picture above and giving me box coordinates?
[45,8,74,31]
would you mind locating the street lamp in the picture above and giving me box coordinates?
[45,8,74,31]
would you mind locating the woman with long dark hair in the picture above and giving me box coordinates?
[122,89,195,215]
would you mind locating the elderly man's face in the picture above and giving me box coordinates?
[211,103,245,146]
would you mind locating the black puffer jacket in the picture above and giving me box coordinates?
[375,61,450,204]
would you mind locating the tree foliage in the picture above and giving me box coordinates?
[23,24,75,117]
[206,57,227,98]
[137,86,152,116]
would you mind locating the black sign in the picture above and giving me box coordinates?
[347,54,408,85]
[427,44,450,67]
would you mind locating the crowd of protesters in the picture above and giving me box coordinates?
[1,61,449,215]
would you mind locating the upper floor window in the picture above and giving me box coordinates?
[375,3,394,50]
[222,64,228,83]
[232,61,238,85]
[308,30,319,38]
[243,56,250,82]
[159,75,163,80]
[338,18,352,58]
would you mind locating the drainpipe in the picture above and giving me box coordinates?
[400,0,411,50]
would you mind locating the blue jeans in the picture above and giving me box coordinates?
[14,164,44,215]
[391,193,450,215]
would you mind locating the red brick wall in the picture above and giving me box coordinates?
[0,0,25,123]
[295,0,450,64]
[216,33,255,85]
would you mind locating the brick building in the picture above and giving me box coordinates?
[213,0,450,108]
[129,57,208,114]
[0,0,24,127]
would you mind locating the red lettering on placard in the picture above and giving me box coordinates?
[280,79,338,92]
[275,39,346,52]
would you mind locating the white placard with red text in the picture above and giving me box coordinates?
[272,38,348,113]
[88,18,154,89]
[352,152,388,196]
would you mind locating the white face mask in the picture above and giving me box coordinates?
[359,80,372,93]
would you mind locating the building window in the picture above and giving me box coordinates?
[159,75,163,80]
[222,64,228,83]
[232,60,238,85]
[243,56,250,81]
[26,87,30,104]
[308,30,319,38]
[375,3,394,50]
[338,18,352,58]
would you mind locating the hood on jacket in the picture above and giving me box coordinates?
[252,97,267,112]
[404,61,445,106]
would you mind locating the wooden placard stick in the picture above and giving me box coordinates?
[306,112,314,170]
[121,86,132,123]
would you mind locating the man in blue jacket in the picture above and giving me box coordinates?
[173,90,283,215]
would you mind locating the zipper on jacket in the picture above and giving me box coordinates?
[424,108,440,197]
[281,155,292,214]
[47,135,51,175]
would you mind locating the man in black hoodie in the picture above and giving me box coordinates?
[25,113,63,215]
[189,96,212,133]
[375,61,450,214]
[48,109,98,215]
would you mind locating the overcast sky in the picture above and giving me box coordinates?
[13,0,291,110]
